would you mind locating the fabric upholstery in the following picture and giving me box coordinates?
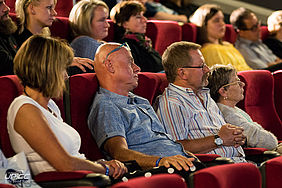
[273,70,282,122]
[34,170,92,182]
[192,163,261,188]
[260,26,269,41]
[146,20,182,55]
[50,17,73,42]
[54,0,73,17]
[6,0,15,13]
[182,23,197,43]
[103,19,114,42]
[223,24,237,44]
[260,156,282,188]
[0,75,22,157]
[112,174,187,188]
[237,70,282,140]
[68,73,104,161]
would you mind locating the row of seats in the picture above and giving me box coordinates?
[0,70,282,187]
[8,13,270,56]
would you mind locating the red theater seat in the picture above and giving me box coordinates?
[146,20,182,55]
[223,24,237,44]
[50,16,73,42]
[259,156,282,188]
[68,73,104,161]
[260,26,269,41]
[103,19,115,42]
[182,23,197,43]
[273,70,282,121]
[191,163,261,188]
[237,70,282,140]
[0,75,109,187]
[54,0,73,17]
[112,174,187,188]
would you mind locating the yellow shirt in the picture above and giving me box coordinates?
[201,42,252,71]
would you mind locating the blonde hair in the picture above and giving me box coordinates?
[162,41,201,83]
[15,0,57,34]
[267,10,282,34]
[14,35,74,98]
[69,0,108,37]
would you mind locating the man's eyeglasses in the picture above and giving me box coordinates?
[241,20,261,32]
[103,42,130,63]
[221,79,244,88]
[181,63,208,69]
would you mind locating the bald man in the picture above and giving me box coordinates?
[88,42,200,173]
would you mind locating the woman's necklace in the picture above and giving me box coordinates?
[23,87,57,117]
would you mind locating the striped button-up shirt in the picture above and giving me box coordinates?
[157,83,246,163]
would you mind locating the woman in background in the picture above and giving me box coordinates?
[14,0,95,74]
[189,4,251,71]
[111,1,163,72]
[68,0,110,76]
[7,35,127,177]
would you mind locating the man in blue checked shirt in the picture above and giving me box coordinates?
[156,41,247,163]
[88,42,200,172]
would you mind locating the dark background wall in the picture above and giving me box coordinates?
[238,0,282,10]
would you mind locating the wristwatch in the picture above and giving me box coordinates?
[214,134,223,146]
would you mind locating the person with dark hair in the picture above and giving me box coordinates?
[230,7,282,72]
[264,10,282,59]
[156,41,247,163]
[110,1,163,72]
[189,4,251,71]
[7,35,127,177]
[207,64,282,154]
[0,0,18,76]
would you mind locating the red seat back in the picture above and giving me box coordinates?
[50,17,73,42]
[0,75,22,157]
[237,70,282,140]
[133,73,168,105]
[54,0,73,17]
[146,20,182,55]
[112,174,187,188]
[182,23,197,43]
[192,163,261,188]
[273,70,282,122]
[69,73,104,161]
[260,156,282,188]
[223,24,237,44]
[0,75,64,157]
[6,0,15,13]
[260,26,269,41]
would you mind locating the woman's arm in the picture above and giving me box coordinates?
[14,103,126,178]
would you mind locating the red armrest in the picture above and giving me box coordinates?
[34,170,92,182]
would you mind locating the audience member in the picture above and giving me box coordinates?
[159,0,198,19]
[7,35,127,178]
[132,0,188,23]
[0,0,18,76]
[264,10,282,59]
[189,4,251,71]
[207,64,282,154]
[14,0,57,47]
[14,0,95,74]
[68,0,110,76]
[88,42,200,174]
[111,1,163,72]
[230,7,282,72]
[156,41,247,163]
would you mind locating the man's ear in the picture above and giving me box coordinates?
[104,59,115,73]
[218,87,227,98]
[177,68,189,80]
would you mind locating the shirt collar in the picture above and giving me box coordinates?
[99,87,146,104]
[170,83,210,94]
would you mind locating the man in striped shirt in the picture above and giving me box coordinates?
[157,41,247,163]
